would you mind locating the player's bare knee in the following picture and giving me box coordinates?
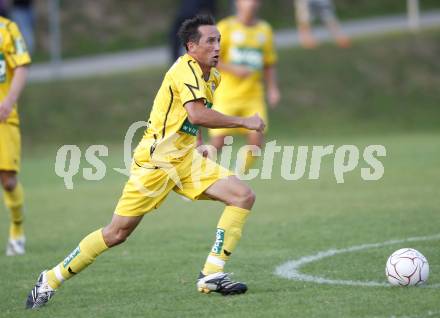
[105,231,127,247]
[103,226,130,247]
[0,174,17,192]
[4,180,17,192]
[243,188,256,208]
[231,186,255,209]
[113,230,129,246]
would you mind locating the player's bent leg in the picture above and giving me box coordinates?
[26,214,142,309]
[203,175,256,209]
[0,171,25,256]
[197,176,255,295]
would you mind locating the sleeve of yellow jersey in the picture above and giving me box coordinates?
[263,23,277,66]
[175,60,208,106]
[4,21,31,68]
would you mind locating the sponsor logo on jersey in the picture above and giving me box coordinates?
[230,47,263,70]
[179,102,213,136]
[15,38,27,54]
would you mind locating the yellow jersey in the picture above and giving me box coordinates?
[0,16,31,126]
[215,16,277,103]
[136,54,220,164]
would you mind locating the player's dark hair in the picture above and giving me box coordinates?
[178,14,216,51]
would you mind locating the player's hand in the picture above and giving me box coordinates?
[243,114,265,132]
[232,65,253,78]
[0,99,14,122]
[267,86,281,108]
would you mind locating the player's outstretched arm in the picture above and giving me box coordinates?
[185,99,265,132]
[264,65,280,108]
[217,61,253,78]
[0,66,29,121]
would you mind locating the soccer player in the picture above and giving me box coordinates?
[294,0,350,48]
[26,15,265,309]
[209,0,280,173]
[0,16,31,256]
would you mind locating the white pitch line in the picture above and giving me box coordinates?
[390,310,440,318]
[275,234,440,288]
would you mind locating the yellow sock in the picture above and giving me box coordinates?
[203,206,250,275]
[3,183,24,239]
[46,229,109,289]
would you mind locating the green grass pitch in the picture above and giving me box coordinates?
[0,29,440,317]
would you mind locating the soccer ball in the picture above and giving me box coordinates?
[385,248,429,286]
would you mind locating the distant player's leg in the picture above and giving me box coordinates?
[0,124,25,256]
[295,0,318,48]
[318,0,350,47]
[240,131,264,173]
[198,176,255,295]
[1,171,25,256]
[238,100,267,173]
[211,134,226,151]
[323,13,350,48]
[25,214,143,309]
[209,99,240,153]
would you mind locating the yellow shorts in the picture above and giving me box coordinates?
[0,123,21,172]
[209,98,268,137]
[114,149,233,217]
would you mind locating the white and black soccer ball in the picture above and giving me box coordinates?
[385,248,429,286]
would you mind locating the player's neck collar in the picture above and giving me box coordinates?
[185,54,211,81]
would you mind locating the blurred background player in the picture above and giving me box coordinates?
[0,0,7,17]
[170,0,217,62]
[294,0,350,48]
[10,0,35,54]
[210,0,280,173]
[0,15,31,255]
